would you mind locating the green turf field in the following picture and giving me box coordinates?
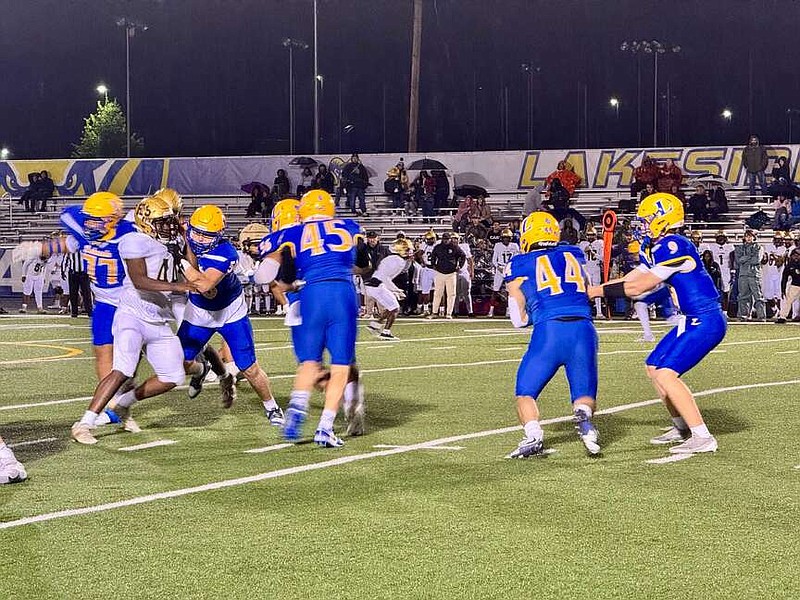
[0,316,798,599]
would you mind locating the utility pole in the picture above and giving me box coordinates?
[408,0,422,152]
[313,0,320,154]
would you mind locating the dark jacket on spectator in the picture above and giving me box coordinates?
[312,170,335,194]
[743,144,768,174]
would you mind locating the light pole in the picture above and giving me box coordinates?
[96,84,109,103]
[786,108,800,143]
[283,38,308,154]
[620,40,680,147]
[313,0,320,154]
[116,18,148,157]
[521,63,540,149]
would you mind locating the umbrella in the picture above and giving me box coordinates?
[454,184,489,198]
[407,158,448,171]
[240,181,269,195]
[685,174,730,188]
[289,156,319,167]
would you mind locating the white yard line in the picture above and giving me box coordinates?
[117,440,177,452]
[372,444,464,451]
[7,437,58,448]
[243,443,294,454]
[1,378,797,531]
[645,454,695,465]
[429,346,457,350]
[777,350,799,355]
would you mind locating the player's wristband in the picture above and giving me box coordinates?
[602,281,628,299]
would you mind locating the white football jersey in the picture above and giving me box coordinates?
[700,242,734,275]
[23,257,47,280]
[421,242,438,267]
[491,242,520,270]
[578,239,604,271]
[458,242,472,277]
[117,232,176,323]
[764,243,787,276]
[236,251,257,285]
[373,254,408,292]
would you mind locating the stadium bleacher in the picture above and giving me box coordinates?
[0,187,779,246]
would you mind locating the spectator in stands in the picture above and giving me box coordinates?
[466,215,488,240]
[771,156,791,183]
[35,171,55,212]
[433,170,450,210]
[384,167,405,209]
[657,158,683,192]
[702,250,723,293]
[420,171,436,221]
[560,219,579,245]
[342,153,370,216]
[630,156,658,200]
[544,160,582,196]
[273,169,291,198]
[708,181,728,214]
[547,177,571,212]
[453,195,476,231]
[789,196,800,227]
[688,184,710,222]
[523,187,545,215]
[743,134,768,201]
[245,183,271,219]
[297,167,314,196]
[772,195,791,230]
[312,164,335,194]
[486,220,503,246]
[21,172,41,213]
[472,195,493,226]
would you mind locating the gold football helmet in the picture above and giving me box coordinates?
[134,196,180,243]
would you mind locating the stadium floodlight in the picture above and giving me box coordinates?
[96,84,109,102]
[620,39,681,146]
[0,148,9,160]
[609,97,620,119]
[721,109,733,120]
[116,18,149,157]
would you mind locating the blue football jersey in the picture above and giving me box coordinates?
[60,205,136,303]
[259,218,363,284]
[645,234,720,315]
[189,240,243,311]
[504,244,591,326]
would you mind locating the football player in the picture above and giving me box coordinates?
[589,193,726,454]
[453,232,475,317]
[256,190,366,447]
[776,249,800,323]
[487,229,520,318]
[785,233,800,319]
[0,434,26,484]
[578,225,605,318]
[20,254,47,314]
[762,231,787,318]
[178,206,283,423]
[365,238,414,339]
[418,231,438,315]
[13,192,134,383]
[504,212,600,458]
[71,197,195,444]
[700,230,735,311]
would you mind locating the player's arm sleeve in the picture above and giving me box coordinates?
[506,277,530,328]
[649,255,697,281]
[276,247,297,284]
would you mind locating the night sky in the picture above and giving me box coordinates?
[2,0,799,159]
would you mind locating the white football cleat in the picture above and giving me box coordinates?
[669,435,718,454]
[71,422,98,445]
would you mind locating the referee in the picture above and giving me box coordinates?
[66,250,92,317]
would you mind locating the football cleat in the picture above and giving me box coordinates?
[345,382,366,437]
[113,405,141,434]
[0,456,27,485]
[505,437,545,459]
[367,320,382,332]
[313,428,345,448]
[669,435,718,454]
[379,330,398,340]
[265,405,286,427]
[573,410,601,455]
[188,355,211,399]
[283,405,307,442]
[649,427,690,445]
[220,374,237,409]
[71,422,98,445]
